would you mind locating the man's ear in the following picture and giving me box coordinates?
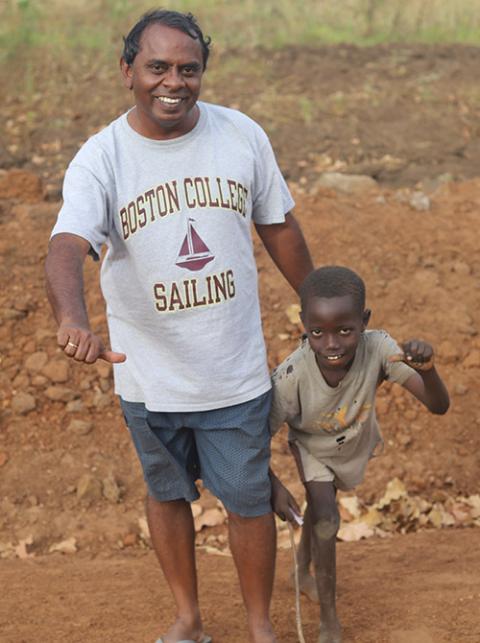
[362,308,371,330]
[120,57,134,90]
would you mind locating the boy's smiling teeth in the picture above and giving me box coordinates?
[326,355,343,361]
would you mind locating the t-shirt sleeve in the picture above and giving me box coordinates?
[51,162,111,259]
[378,331,416,385]
[269,365,299,435]
[251,132,295,225]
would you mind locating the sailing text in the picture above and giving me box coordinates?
[153,270,236,313]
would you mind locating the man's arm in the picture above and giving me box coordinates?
[45,233,126,364]
[255,212,313,293]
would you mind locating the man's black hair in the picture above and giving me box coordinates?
[300,266,366,314]
[122,9,212,69]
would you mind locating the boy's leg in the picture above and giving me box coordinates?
[294,503,319,602]
[305,480,341,643]
[147,496,205,643]
[228,510,277,643]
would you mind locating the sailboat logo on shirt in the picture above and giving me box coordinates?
[175,218,215,271]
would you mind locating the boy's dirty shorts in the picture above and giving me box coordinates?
[120,390,272,517]
[290,423,383,492]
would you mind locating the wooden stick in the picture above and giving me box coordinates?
[288,522,306,643]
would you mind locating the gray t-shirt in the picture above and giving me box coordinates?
[270,330,415,476]
[52,102,295,411]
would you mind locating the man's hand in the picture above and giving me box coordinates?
[58,323,126,364]
[270,472,302,524]
[389,339,434,372]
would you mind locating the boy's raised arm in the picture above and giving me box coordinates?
[390,339,449,414]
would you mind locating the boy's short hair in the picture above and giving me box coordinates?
[300,266,366,313]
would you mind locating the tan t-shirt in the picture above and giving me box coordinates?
[270,330,415,489]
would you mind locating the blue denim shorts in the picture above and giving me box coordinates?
[120,390,272,517]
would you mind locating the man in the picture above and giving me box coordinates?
[45,10,313,643]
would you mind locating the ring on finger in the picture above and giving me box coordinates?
[66,341,79,349]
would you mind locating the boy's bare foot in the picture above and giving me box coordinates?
[318,618,342,643]
[290,569,319,603]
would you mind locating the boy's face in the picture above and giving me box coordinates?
[302,295,370,374]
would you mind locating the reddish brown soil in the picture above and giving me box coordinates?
[1,43,480,642]
[2,532,479,643]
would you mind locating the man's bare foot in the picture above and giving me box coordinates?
[249,622,277,643]
[318,618,342,643]
[160,615,205,643]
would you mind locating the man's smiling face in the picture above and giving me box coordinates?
[121,23,204,140]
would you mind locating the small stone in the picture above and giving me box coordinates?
[42,360,70,383]
[76,474,102,503]
[31,375,48,387]
[34,328,55,343]
[376,397,390,415]
[454,384,469,396]
[463,351,480,369]
[95,362,111,379]
[409,191,431,211]
[316,172,378,195]
[122,533,137,547]
[22,340,36,352]
[12,374,30,389]
[102,474,121,503]
[92,391,111,409]
[99,379,110,393]
[11,392,36,415]
[398,434,412,447]
[0,452,8,467]
[24,352,48,372]
[13,295,35,316]
[45,386,77,402]
[0,308,25,321]
[66,399,85,413]
[68,419,93,436]
[49,538,77,554]
[79,378,92,391]
[451,260,471,276]
[438,340,458,364]
[138,517,150,542]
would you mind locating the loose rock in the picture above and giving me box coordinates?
[67,419,93,436]
[11,392,36,415]
[24,352,48,372]
[45,386,77,402]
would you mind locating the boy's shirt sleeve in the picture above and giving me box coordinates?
[269,363,299,436]
[378,331,416,385]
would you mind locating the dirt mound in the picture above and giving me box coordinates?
[1,177,479,558]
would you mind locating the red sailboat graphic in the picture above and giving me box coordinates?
[176,219,215,271]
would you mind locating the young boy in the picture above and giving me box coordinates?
[269,266,449,643]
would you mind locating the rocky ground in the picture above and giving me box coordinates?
[1,43,479,642]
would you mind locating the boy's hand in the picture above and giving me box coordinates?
[389,339,434,372]
[270,474,302,524]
